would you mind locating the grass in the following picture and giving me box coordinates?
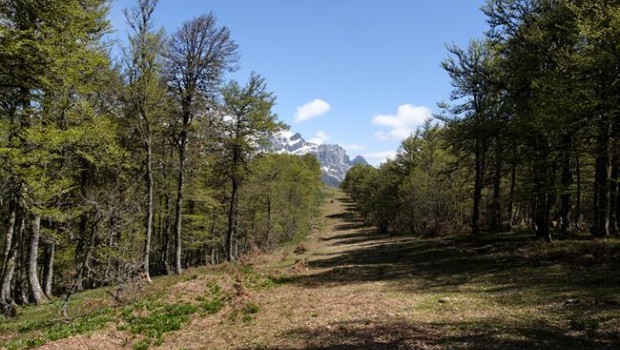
[244,194,619,349]
[0,266,238,349]
[0,262,279,349]
[1,191,619,349]
[195,281,230,315]
[118,300,198,348]
[228,302,261,323]
[2,306,116,350]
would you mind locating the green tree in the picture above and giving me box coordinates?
[0,0,115,304]
[123,0,168,282]
[164,13,239,273]
[219,74,284,261]
[570,0,620,237]
[441,39,497,237]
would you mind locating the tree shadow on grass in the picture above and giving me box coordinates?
[240,318,619,350]
[331,222,373,232]
[325,212,356,222]
[320,230,378,242]
[335,197,355,204]
[278,198,620,349]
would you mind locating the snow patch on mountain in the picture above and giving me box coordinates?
[269,131,368,186]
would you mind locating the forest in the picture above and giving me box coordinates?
[342,0,620,242]
[0,0,323,311]
[0,0,619,349]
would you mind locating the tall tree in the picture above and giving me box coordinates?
[570,0,620,237]
[124,0,167,282]
[165,13,239,273]
[0,0,113,304]
[441,39,497,237]
[220,74,284,261]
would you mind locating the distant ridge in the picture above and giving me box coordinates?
[269,131,368,186]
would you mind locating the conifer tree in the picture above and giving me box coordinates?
[219,74,284,261]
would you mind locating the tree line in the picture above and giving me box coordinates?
[0,0,323,310]
[342,0,619,241]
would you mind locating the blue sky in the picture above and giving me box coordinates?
[107,0,489,165]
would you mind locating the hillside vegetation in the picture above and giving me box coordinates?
[1,192,618,349]
[1,1,620,349]
[0,0,323,312]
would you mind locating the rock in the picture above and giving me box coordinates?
[269,130,368,186]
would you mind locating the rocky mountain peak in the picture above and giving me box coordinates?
[351,155,369,166]
[269,131,367,186]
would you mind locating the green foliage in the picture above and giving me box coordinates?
[133,339,151,350]
[228,301,261,323]
[195,281,231,315]
[236,265,292,291]
[3,306,115,349]
[46,311,115,341]
[0,0,323,310]
[344,0,620,240]
[120,302,197,340]
[240,153,323,247]
[342,123,467,235]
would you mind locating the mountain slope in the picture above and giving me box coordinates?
[270,131,368,186]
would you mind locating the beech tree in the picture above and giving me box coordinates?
[0,0,320,314]
[123,0,168,282]
[165,13,239,273]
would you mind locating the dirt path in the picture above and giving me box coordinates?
[35,194,620,350]
[160,195,431,350]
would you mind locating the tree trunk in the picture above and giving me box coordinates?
[592,118,611,237]
[75,214,88,292]
[173,130,187,275]
[559,138,572,237]
[534,194,553,242]
[574,152,583,227]
[508,163,517,228]
[1,201,17,282]
[265,196,272,247]
[226,177,239,261]
[1,207,20,302]
[144,135,154,282]
[490,142,502,232]
[76,213,99,290]
[162,191,171,274]
[27,214,47,305]
[160,145,173,274]
[75,164,91,291]
[610,154,619,236]
[17,217,28,304]
[471,138,485,237]
[43,243,54,298]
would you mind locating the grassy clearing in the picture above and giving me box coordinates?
[0,263,287,350]
[290,212,619,349]
[1,191,619,349]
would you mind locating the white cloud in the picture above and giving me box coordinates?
[340,144,366,152]
[309,130,330,144]
[374,129,413,141]
[372,104,432,141]
[295,99,331,123]
[362,151,397,166]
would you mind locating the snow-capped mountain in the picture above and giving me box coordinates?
[270,131,368,186]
